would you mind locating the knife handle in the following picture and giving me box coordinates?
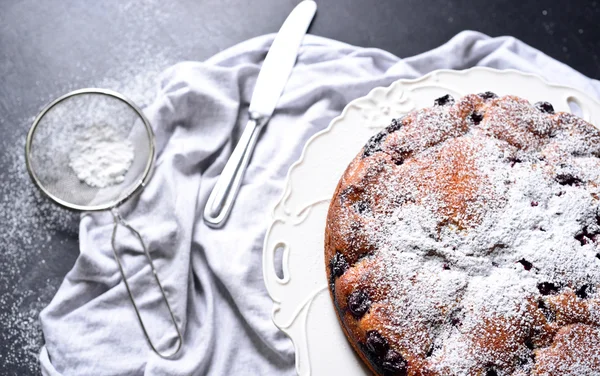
[203,113,265,228]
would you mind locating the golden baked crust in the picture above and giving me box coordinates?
[325,93,600,376]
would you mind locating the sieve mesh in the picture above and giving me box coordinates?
[26,89,154,211]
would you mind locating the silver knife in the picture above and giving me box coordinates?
[203,0,317,228]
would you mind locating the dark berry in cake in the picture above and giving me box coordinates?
[470,112,484,125]
[556,173,582,186]
[381,350,407,375]
[353,201,370,214]
[392,155,404,166]
[363,131,386,157]
[478,91,498,100]
[347,290,370,318]
[538,282,559,295]
[576,285,590,299]
[330,252,349,279]
[366,331,389,357]
[434,94,454,106]
[535,101,555,114]
[518,258,533,271]
[386,117,404,134]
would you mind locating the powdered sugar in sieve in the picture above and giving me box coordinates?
[68,123,134,188]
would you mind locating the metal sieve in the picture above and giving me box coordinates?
[25,88,182,358]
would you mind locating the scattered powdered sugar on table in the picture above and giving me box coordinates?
[330,94,600,375]
[0,139,78,374]
[68,123,135,188]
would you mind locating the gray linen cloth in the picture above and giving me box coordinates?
[40,31,600,375]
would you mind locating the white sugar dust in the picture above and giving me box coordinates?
[68,123,134,188]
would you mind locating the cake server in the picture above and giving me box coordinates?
[203,0,317,228]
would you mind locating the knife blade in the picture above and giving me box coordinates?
[203,0,317,228]
[249,0,317,117]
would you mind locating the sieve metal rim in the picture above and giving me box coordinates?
[25,88,156,212]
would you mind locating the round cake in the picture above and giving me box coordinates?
[324,93,600,376]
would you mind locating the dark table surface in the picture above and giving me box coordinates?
[1,0,599,374]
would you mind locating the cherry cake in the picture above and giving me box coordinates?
[324,93,600,376]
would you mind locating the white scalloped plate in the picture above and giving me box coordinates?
[262,67,600,375]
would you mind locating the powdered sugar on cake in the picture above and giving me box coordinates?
[327,94,600,375]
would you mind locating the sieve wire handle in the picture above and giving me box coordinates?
[110,209,183,358]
